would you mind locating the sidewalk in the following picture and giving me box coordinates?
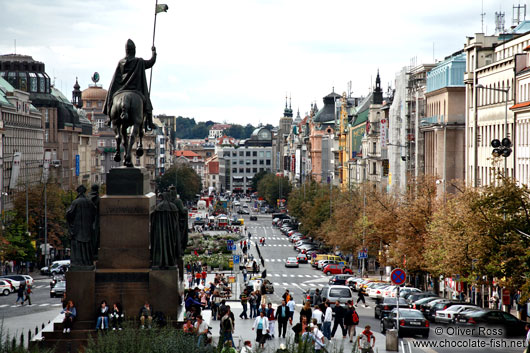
[208,302,387,352]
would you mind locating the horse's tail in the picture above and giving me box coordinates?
[120,94,130,122]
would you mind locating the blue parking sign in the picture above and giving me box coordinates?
[233,255,240,264]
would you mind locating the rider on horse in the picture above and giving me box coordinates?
[103,39,156,132]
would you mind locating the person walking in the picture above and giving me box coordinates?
[344,301,359,342]
[331,300,347,339]
[211,290,222,320]
[242,267,248,283]
[287,296,295,325]
[260,282,268,305]
[357,286,367,307]
[313,289,322,306]
[221,308,235,347]
[357,325,376,353]
[322,301,333,340]
[312,323,326,353]
[252,310,269,349]
[275,300,291,338]
[24,285,32,305]
[195,271,202,286]
[300,301,312,323]
[311,305,323,329]
[249,291,258,318]
[239,290,249,319]
[266,302,276,339]
[15,283,25,306]
[194,314,209,347]
[187,273,193,288]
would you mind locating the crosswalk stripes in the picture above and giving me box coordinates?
[39,303,50,307]
[0,304,8,307]
[271,282,326,288]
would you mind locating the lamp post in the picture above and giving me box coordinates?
[476,84,510,177]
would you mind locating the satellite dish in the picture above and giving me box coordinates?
[92,72,100,84]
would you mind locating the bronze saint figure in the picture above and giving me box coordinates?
[150,192,180,269]
[66,185,96,267]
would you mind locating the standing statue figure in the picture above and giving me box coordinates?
[150,192,180,269]
[66,185,96,267]
[88,184,100,259]
[168,185,188,256]
[103,39,156,167]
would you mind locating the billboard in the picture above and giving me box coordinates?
[9,152,22,189]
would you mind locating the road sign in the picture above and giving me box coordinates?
[233,255,240,264]
[391,268,406,285]
[358,251,368,259]
[227,240,234,246]
[75,154,80,176]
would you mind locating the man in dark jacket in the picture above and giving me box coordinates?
[331,300,347,338]
[275,300,291,338]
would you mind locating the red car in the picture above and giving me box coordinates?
[322,264,353,276]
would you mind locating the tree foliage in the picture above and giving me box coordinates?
[256,174,291,208]
[0,213,35,261]
[156,165,202,202]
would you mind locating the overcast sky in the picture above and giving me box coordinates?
[0,0,519,125]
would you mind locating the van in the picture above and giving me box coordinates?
[311,254,344,267]
[41,260,70,275]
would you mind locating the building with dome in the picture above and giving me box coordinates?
[0,54,94,196]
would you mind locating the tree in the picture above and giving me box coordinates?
[0,213,35,261]
[156,165,202,202]
[251,170,269,191]
[257,174,291,208]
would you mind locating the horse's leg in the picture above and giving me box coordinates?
[126,124,138,167]
[136,121,144,157]
[122,124,130,166]
[113,124,122,162]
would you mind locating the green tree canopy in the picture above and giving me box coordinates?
[156,165,202,203]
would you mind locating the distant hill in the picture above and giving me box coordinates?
[174,116,274,139]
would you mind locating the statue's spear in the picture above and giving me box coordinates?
[149,0,169,95]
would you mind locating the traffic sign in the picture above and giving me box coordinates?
[391,268,406,285]
[227,240,234,246]
[358,251,368,259]
[233,255,240,264]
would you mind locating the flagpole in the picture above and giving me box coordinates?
[148,0,159,96]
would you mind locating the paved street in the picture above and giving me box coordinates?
[228,205,526,353]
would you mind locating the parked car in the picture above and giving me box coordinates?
[321,285,354,306]
[50,280,66,298]
[1,278,19,291]
[374,297,410,319]
[410,296,440,310]
[317,259,338,270]
[296,253,308,263]
[285,257,299,268]
[398,287,422,298]
[381,308,430,338]
[328,274,353,286]
[50,274,66,289]
[417,298,448,316]
[456,309,528,337]
[0,280,12,296]
[435,304,482,324]
[322,264,353,275]
[368,284,391,299]
[406,292,437,304]
[250,215,258,221]
[41,260,70,276]
[345,277,362,290]
[426,301,463,322]
[303,288,320,304]
[0,275,32,287]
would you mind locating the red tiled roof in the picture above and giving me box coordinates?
[208,161,219,174]
[210,124,231,130]
[510,101,530,110]
[174,150,200,157]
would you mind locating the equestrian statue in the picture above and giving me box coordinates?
[103,39,156,167]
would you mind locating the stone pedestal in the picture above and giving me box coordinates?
[66,270,95,322]
[149,270,181,317]
[106,167,150,196]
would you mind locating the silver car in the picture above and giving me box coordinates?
[321,285,354,307]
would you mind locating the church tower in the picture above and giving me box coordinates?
[72,77,82,108]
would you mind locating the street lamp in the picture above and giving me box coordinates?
[476,84,510,177]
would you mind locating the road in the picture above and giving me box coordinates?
[239,205,526,353]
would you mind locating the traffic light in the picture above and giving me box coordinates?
[491,138,511,158]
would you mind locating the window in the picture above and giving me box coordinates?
[266,160,271,165]
[239,160,244,165]
[372,142,376,154]
[246,168,251,173]
[239,168,244,173]
[246,151,251,157]
[259,151,264,157]
[252,151,257,157]
[232,151,237,157]
[45,131,49,142]
[232,168,237,173]
[232,160,237,165]
[253,168,257,173]
[259,160,264,165]
[252,160,257,165]
[97,101,103,108]
[29,73,37,92]
[86,101,92,108]
[37,73,45,92]
[239,151,244,157]
[45,110,49,123]
[266,151,271,158]
[223,152,230,157]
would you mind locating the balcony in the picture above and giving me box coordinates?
[420,115,443,126]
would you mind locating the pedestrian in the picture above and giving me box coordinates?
[201,269,207,286]
[239,290,249,319]
[195,271,202,286]
[357,286,367,307]
[240,340,252,353]
[211,290,222,320]
[188,273,193,288]
[292,315,309,343]
[110,302,124,330]
[242,267,248,283]
[252,310,269,348]
[248,232,251,240]
[260,282,268,304]
[275,300,290,338]
[357,325,376,353]
[221,307,235,347]
[194,314,209,347]
[313,288,322,306]
[331,300,347,339]
[287,296,295,325]
[221,340,237,353]
[282,289,291,303]
[15,283,25,306]
[266,302,276,339]
[24,285,32,305]
[249,291,258,318]
[300,301,312,323]
[524,324,530,353]
[276,343,289,353]
[322,301,332,340]
[311,305,323,329]
[344,301,359,342]
[312,323,326,353]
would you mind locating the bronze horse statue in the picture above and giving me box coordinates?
[109,91,144,167]
[103,40,156,167]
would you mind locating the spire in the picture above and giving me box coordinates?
[72,76,82,108]
[283,93,293,118]
[373,70,383,105]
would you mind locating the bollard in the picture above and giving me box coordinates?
[20,332,24,347]
[35,326,38,335]
[28,330,32,345]
[41,323,45,330]
[385,329,398,351]
[11,337,16,349]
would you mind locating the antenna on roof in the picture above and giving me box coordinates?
[495,11,506,34]
[513,3,527,26]
[481,0,486,33]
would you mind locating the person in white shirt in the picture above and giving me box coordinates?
[287,298,296,325]
[240,340,252,353]
[252,311,270,348]
[194,314,209,347]
[312,305,323,329]
[312,324,326,353]
[322,301,333,340]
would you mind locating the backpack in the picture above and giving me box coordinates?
[352,311,359,325]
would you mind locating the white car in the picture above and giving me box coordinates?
[435,305,482,324]
[22,275,34,286]
[368,284,389,299]
[285,257,299,268]
[0,280,12,296]
[382,285,398,298]
[384,286,419,299]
